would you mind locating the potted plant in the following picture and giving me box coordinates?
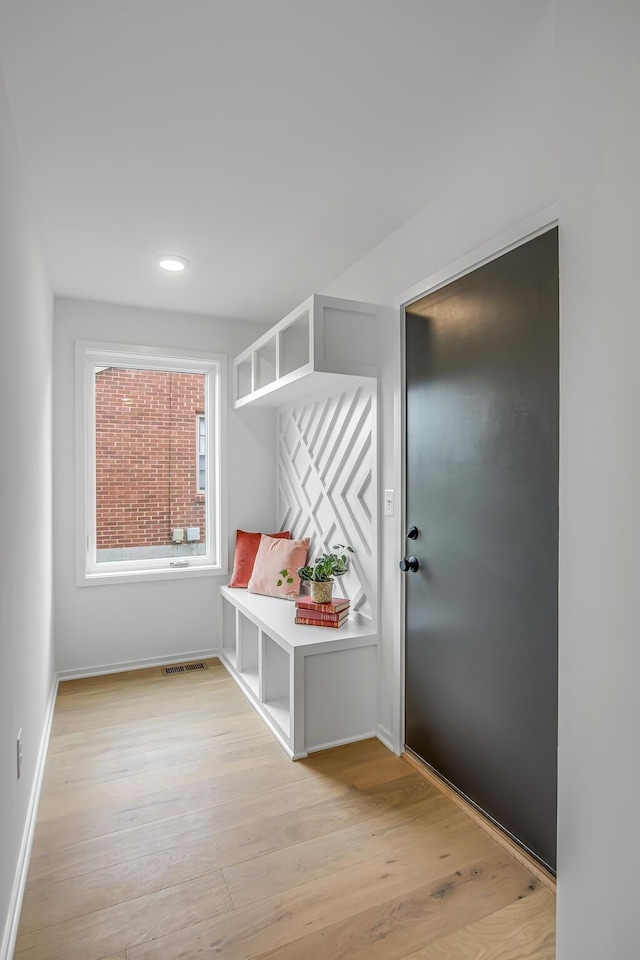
[278,543,354,604]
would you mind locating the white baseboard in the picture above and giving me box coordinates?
[1,675,58,960]
[57,648,220,682]
[305,730,378,756]
[376,723,397,755]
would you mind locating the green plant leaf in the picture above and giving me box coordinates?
[280,545,355,585]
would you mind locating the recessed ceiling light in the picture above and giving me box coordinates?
[156,254,189,272]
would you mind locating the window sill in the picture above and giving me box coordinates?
[78,564,227,587]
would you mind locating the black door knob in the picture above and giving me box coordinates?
[399,556,420,573]
[407,525,419,540]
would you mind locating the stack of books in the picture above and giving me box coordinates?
[295,596,350,628]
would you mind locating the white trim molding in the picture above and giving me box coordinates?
[57,648,220,682]
[74,340,228,587]
[394,204,560,312]
[376,723,395,753]
[391,204,559,757]
[1,677,58,960]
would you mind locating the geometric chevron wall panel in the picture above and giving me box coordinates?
[277,382,378,624]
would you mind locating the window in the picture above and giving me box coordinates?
[197,414,206,494]
[76,342,226,584]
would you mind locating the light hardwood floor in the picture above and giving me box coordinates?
[15,659,556,959]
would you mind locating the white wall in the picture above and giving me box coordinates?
[0,74,54,960]
[556,2,640,957]
[322,7,558,747]
[54,298,275,675]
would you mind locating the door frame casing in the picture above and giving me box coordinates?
[390,203,559,756]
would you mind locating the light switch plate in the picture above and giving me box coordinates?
[384,489,394,517]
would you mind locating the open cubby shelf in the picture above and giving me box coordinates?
[218,587,378,759]
[232,294,382,409]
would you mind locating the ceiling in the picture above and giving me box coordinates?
[0,1,550,323]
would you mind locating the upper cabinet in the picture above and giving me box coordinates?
[232,294,382,408]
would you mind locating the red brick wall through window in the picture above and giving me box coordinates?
[95,368,206,549]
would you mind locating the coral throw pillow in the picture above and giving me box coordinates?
[228,529,291,588]
[248,535,310,601]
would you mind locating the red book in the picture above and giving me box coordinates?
[296,597,350,614]
[295,607,347,622]
[295,615,349,628]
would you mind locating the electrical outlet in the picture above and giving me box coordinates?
[17,729,23,779]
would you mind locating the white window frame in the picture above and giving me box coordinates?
[75,341,227,586]
[196,414,206,494]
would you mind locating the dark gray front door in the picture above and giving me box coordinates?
[404,228,558,871]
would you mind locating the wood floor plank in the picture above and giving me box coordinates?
[16,664,555,960]
[41,729,275,795]
[53,666,231,710]
[50,685,249,736]
[25,774,351,886]
[20,835,239,934]
[32,741,411,858]
[53,670,237,716]
[20,776,442,931]
[41,729,396,805]
[222,790,457,907]
[26,768,434,890]
[46,696,260,755]
[54,671,231,715]
[31,754,314,851]
[14,870,232,960]
[37,735,287,818]
[254,856,540,960]
[403,886,556,959]
[45,710,267,765]
[126,830,504,959]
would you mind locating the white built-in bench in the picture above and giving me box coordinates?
[219,586,378,759]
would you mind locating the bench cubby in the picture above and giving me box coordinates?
[219,586,377,759]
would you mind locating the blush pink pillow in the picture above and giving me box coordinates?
[228,529,291,588]
[247,534,310,600]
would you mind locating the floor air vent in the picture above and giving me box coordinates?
[162,661,208,676]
